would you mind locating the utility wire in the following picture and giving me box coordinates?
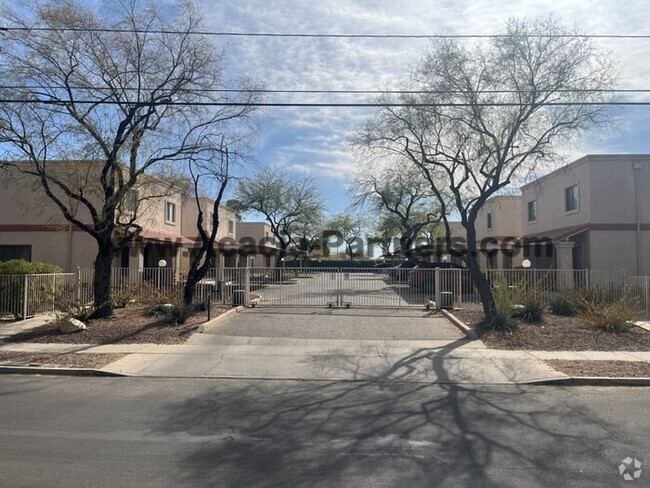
[2,85,650,95]
[1,99,650,107]
[3,26,650,39]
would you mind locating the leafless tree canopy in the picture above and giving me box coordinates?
[235,169,324,265]
[351,160,444,256]
[355,17,616,319]
[0,0,260,316]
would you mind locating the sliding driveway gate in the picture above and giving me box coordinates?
[220,267,475,309]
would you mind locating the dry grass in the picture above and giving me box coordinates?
[0,351,125,369]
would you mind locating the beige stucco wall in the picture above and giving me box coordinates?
[0,230,98,272]
[521,158,591,233]
[474,196,524,269]
[181,199,237,241]
[236,222,275,245]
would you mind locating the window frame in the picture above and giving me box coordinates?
[564,185,579,213]
[527,200,538,223]
[165,201,176,224]
[486,212,493,230]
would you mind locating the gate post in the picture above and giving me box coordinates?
[244,266,251,307]
[434,267,441,310]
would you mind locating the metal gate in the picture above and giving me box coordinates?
[219,266,472,309]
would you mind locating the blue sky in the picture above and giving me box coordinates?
[196,1,650,216]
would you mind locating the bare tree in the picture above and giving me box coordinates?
[355,17,615,323]
[326,212,366,261]
[234,169,324,266]
[351,161,444,258]
[0,0,258,317]
[182,138,235,306]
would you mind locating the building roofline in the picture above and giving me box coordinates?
[520,154,650,191]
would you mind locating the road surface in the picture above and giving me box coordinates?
[0,376,648,487]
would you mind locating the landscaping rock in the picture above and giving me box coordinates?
[59,317,87,334]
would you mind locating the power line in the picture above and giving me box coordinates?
[2,99,650,107]
[3,26,650,39]
[2,85,650,95]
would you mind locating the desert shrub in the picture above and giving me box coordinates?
[478,309,518,333]
[138,281,183,305]
[144,302,202,325]
[111,284,141,308]
[515,297,544,323]
[0,259,61,275]
[549,293,578,316]
[579,298,639,333]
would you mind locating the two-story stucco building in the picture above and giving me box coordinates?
[0,161,279,271]
[520,154,650,275]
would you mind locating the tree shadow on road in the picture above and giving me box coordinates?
[150,341,626,487]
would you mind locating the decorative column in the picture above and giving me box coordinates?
[129,244,145,283]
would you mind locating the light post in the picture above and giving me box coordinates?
[157,259,167,291]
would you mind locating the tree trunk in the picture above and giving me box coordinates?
[275,243,288,268]
[183,268,201,307]
[400,236,414,260]
[92,237,115,318]
[465,225,497,320]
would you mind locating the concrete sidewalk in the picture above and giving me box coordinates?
[3,337,650,383]
[3,310,649,384]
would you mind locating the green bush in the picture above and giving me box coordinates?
[0,259,61,275]
[0,260,63,319]
[549,294,577,316]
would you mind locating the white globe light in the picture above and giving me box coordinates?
[158,259,167,268]
[522,259,532,269]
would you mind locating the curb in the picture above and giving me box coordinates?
[440,309,479,340]
[197,306,245,333]
[0,365,126,377]
[526,375,650,387]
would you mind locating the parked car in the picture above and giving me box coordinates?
[387,260,418,281]
[408,261,469,292]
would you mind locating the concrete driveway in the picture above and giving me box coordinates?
[203,307,464,341]
[103,307,562,383]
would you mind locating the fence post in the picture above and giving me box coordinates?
[22,274,29,319]
[645,276,650,317]
[244,266,251,307]
[434,267,441,310]
[52,274,57,312]
[77,267,81,305]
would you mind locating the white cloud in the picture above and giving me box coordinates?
[201,0,650,190]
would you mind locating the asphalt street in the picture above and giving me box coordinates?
[0,376,648,487]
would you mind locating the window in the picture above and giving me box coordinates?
[527,200,538,222]
[486,213,493,229]
[0,245,32,262]
[165,201,176,223]
[228,220,235,234]
[124,190,138,213]
[565,185,579,212]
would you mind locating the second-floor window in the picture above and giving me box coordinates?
[527,200,538,222]
[565,185,579,212]
[228,220,235,234]
[165,201,176,224]
[124,190,138,213]
[486,212,493,229]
